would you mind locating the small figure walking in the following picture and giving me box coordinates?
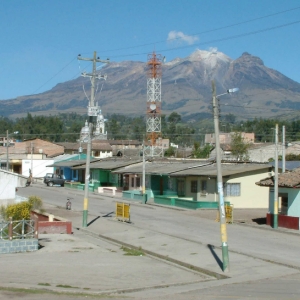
[26,169,32,187]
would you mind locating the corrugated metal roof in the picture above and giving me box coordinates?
[72,158,143,170]
[269,161,300,171]
[112,161,271,176]
[256,167,300,188]
[171,163,271,177]
[57,141,112,151]
[112,160,212,175]
[46,159,96,168]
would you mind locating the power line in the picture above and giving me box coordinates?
[88,6,300,56]
[108,20,300,60]
[31,8,300,95]
[32,57,77,95]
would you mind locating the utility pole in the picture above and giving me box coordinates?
[142,140,146,203]
[6,130,9,171]
[212,80,229,272]
[274,124,279,229]
[282,125,285,173]
[31,142,34,177]
[78,51,109,228]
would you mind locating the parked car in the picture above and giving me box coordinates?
[43,173,65,187]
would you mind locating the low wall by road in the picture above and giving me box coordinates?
[31,210,72,234]
[266,213,299,230]
[0,239,38,254]
[154,195,230,210]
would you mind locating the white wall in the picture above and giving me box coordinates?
[22,159,54,178]
[225,170,270,208]
[184,177,217,201]
[0,170,27,203]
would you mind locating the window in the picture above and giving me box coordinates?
[177,179,185,197]
[131,177,135,188]
[191,180,198,193]
[136,177,140,187]
[224,183,240,196]
[72,170,77,178]
[201,180,207,194]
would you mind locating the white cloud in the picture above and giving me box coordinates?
[167,31,199,45]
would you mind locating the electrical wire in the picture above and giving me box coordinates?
[30,7,300,96]
[108,20,300,60]
[84,6,300,55]
[31,57,77,95]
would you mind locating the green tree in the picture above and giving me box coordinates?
[191,142,212,158]
[164,146,176,157]
[168,112,181,123]
[230,132,250,161]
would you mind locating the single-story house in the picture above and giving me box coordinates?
[256,168,300,230]
[57,141,113,159]
[112,159,272,208]
[72,157,143,189]
[0,138,64,174]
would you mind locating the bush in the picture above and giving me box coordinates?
[28,196,43,211]
[1,196,43,221]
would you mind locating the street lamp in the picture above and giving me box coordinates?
[212,80,239,273]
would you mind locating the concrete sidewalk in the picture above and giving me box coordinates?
[3,187,300,299]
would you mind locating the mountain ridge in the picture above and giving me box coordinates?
[1,49,300,121]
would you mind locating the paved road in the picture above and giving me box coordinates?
[1,184,299,299]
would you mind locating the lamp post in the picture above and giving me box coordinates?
[212,80,239,273]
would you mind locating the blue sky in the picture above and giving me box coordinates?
[1,0,300,100]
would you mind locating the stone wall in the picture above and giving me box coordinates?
[0,239,39,254]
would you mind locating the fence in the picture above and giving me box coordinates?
[0,217,38,240]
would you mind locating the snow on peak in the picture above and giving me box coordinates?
[188,48,232,63]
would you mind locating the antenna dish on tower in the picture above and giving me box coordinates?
[150,103,156,110]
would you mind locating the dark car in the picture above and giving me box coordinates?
[43,173,65,187]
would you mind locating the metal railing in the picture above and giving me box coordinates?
[0,217,38,240]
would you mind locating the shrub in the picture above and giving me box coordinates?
[1,196,43,221]
[28,196,43,211]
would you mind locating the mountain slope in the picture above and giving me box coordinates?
[1,49,300,121]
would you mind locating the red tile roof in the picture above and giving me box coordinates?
[256,168,300,188]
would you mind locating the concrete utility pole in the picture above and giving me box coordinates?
[274,124,279,229]
[6,130,9,171]
[78,51,109,228]
[212,81,229,272]
[31,142,34,177]
[282,125,285,173]
[142,141,146,201]
[211,80,239,273]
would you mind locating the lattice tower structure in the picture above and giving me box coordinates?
[146,52,163,157]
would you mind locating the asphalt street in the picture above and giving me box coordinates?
[1,184,299,299]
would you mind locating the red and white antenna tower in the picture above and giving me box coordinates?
[145,51,163,156]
